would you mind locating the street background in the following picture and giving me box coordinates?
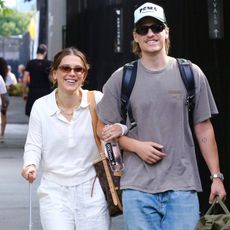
[0,96,123,229]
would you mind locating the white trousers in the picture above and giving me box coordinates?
[37,177,110,230]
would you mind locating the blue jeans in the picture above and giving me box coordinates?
[122,189,200,230]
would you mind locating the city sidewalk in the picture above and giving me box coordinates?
[0,96,123,229]
[0,96,41,229]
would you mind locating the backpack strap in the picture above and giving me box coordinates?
[120,60,137,129]
[176,58,195,127]
[120,58,195,130]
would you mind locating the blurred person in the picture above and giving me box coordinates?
[7,65,17,84]
[96,2,226,230]
[17,64,25,82]
[0,64,18,140]
[21,47,113,230]
[0,58,9,142]
[0,76,7,139]
[6,65,17,92]
[23,44,52,117]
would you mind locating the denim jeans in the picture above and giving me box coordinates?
[122,189,200,230]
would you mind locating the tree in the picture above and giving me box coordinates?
[0,0,4,9]
[0,0,11,14]
[0,9,31,36]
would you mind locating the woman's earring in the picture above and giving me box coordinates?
[52,78,57,88]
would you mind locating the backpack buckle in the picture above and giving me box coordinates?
[186,95,195,112]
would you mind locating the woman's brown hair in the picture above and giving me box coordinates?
[50,47,90,87]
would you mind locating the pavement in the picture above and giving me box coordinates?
[0,96,124,230]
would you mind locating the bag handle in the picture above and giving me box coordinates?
[87,91,102,151]
[206,196,230,215]
[87,91,123,210]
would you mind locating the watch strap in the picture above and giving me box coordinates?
[210,172,224,181]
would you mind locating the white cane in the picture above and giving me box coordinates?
[29,182,32,230]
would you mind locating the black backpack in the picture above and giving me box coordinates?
[120,58,195,130]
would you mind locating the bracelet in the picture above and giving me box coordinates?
[115,123,128,136]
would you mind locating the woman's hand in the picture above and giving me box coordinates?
[21,164,37,183]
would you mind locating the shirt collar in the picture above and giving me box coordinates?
[47,88,89,116]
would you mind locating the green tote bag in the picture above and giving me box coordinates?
[195,196,230,230]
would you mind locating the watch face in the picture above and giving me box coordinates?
[211,173,224,181]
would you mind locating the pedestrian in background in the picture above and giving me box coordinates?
[0,73,7,143]
[0,58,14,142]
[6,65,17,93]
[21,47,110,230]
[96,2,226,230]
[17,64,25,83]
[23,44,52,116]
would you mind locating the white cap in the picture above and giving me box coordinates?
[134,2,166,24]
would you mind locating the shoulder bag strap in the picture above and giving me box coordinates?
[87,91,122,209]
[87,90,103,151]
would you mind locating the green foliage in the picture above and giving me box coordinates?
[0,8,31,36]
[0,0,4,9]
[8,83,24,96]
[0,0,12,14]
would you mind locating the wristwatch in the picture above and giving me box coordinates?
[210,172,224,181]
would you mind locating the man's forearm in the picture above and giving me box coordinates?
[194,119,220,174]
[118,135,139,152]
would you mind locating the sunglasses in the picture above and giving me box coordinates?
[135,23,165,35]
[58,65,85,75]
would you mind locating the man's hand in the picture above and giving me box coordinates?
[209,179,226,204]
[134,140,166,164]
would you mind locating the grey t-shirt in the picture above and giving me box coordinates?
[97,57,218,193]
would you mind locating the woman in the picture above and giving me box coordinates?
[21,47,111,229]
[0,57,10,142]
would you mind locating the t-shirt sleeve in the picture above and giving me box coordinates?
[193,64,218,124]
[96,68,123,124]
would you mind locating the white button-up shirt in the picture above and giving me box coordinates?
[23,89,103,186]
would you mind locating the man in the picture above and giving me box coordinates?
[23,44,52,116]
[97,2,226,230]
[17,64,25,82]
